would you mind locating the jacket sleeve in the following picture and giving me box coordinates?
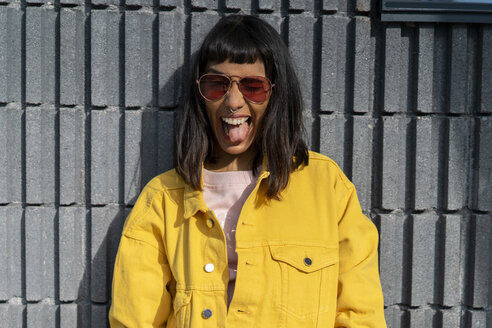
[109,188,172,328]
[334,176,387,328]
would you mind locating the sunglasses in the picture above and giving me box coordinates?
[196,74,274,104]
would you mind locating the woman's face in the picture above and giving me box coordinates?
[203,59,270,164]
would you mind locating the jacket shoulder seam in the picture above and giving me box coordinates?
[308,152,354,191]
[121,233,166,255]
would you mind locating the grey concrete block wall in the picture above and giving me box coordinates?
[0,0,491,327]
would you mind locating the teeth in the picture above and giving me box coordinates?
[222,117,248,125]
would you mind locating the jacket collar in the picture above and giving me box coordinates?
[183,157,270,219]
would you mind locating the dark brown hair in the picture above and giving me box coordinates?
[174,14,308,199]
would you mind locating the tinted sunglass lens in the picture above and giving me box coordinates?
[200,75,230,100]
[239,77,270,103]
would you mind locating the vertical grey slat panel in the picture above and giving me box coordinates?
[383,24,410,113]
[60,304,78,327]
[0,104,22,203]
[26,7,56,105]
[157,110,175,175]
[323,0,338,11]
[410,213,438,306]
[477,118,492,211]
[481,26,492,113]
[289,14,315,111]
[472,214,491,308]
[0,304,23,328]
[59,206,87,301]
[191,0,217,9]
[91,11,121,107]
[124,110,143,204]
[190,12,220,58]
[416,24,435,113]
[91,109,121,205]
[0,206,23,301]
[258,13,282,35]
[414,117,440,210]
[409,309,434,328]
[26,106,56,204]
[60,107,86,205]
[289,0,312,11]
[161,0,182,6]
[127,0,153,8]
[384,306,405,328]
[0,7,22,103]
[158,11,185,108]
[351,116,375,212]
[381,116,410,210]
[320,114,346,171]
[25,206,56,301]
[126,110,174,195]
[60,8,85,106]
[258,0,280,11]
[61,304,90,328]
[442,309,461,328]
[91,206,122,303]
[379,212,406,305]
[303,114,315,150]
[431,25,449,114]
[27,304,56,326]
[92,0,119,8]
[320,15,349,113]
[125,11,154,107]
[467,310,487,328]
[355,0,370,12]
[442,214,462,307]
[140,110,159,185]
[449,25,469,114]
[353,17,373,113]
[447,117,471,210]
[61,0,83,6]
[225,0,251,9]
[91,304,108,327]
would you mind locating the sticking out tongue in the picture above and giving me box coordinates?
[227,121,249,143]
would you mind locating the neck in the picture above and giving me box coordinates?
[205,150,256,172]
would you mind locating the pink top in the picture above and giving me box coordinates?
[202,168,257,305]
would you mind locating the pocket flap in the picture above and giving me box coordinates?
[173,290,192,313]
[269,245,338,273]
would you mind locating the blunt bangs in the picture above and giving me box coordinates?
[198,16,272,77]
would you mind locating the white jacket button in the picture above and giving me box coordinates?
[204,263,215,272]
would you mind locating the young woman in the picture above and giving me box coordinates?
[109,15,386,327]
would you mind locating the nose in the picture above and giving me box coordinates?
[225,80,245,110]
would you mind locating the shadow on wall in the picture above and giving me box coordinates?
[76,63,187,327]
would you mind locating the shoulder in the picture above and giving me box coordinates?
[122,168,185,233]
[300,151,353,191]
[130,168,185,208]
[145,168,187,193]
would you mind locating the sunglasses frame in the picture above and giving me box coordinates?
[196,73,275,105]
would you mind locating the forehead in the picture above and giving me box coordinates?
[205,59,266,77]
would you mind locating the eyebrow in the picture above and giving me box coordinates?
[205,68,224,74]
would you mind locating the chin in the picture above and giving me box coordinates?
[218,142,254,156]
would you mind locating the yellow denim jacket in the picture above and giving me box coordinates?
[109,151,386,327]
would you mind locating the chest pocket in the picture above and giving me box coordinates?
[269,245,339,320]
